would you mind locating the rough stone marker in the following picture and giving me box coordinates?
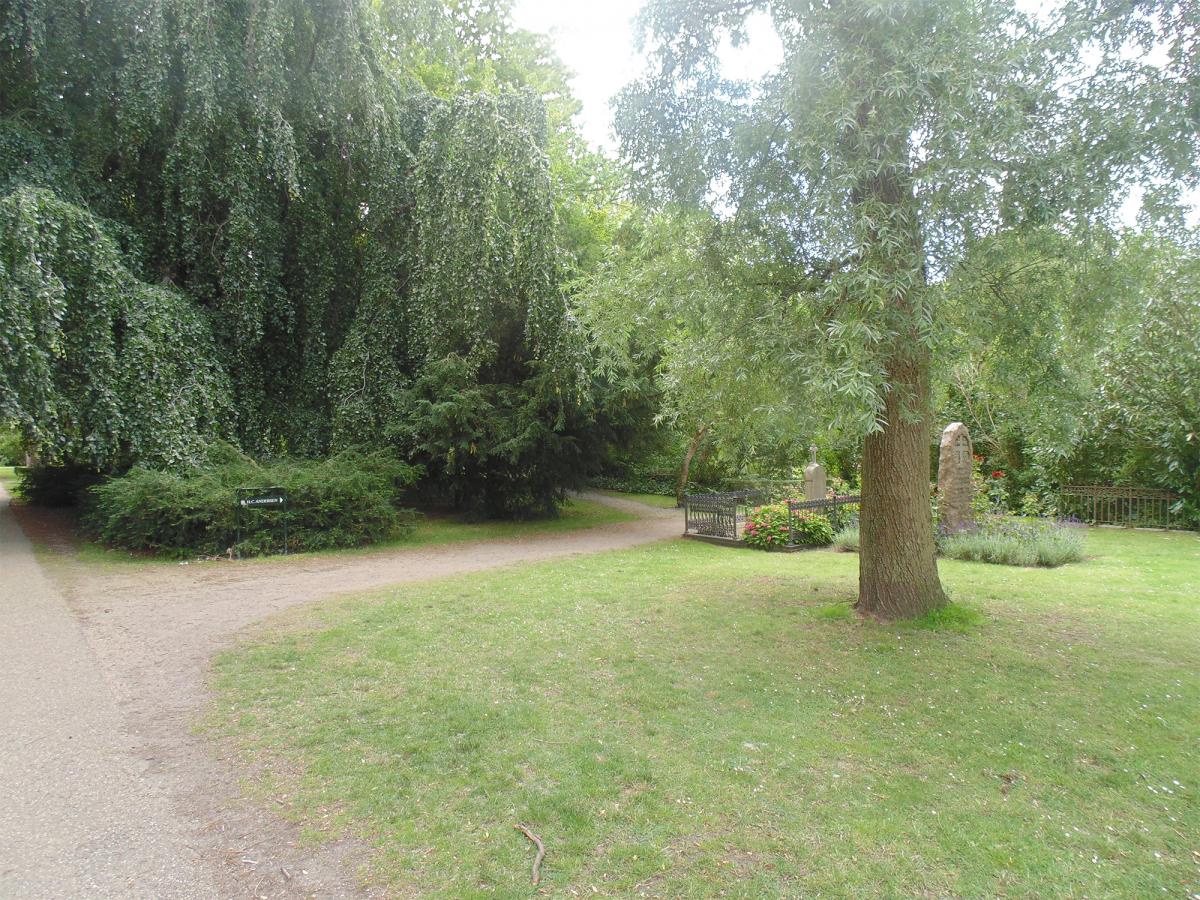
[937,422,976,533]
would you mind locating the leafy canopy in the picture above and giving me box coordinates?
[0,0,608,513]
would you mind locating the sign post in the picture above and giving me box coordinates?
[235,487,290,556]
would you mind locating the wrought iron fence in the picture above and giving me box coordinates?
[788,495,861,544]
[683,490,768,540]
[721,477,807,503]
[1059,485,1179,529]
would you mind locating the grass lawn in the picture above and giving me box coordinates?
[400,498,635,549]
[598,489,679,510]
[0,465,15,490]
[214,527,1199,897]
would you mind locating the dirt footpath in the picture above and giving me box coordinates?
[0,489,680,898]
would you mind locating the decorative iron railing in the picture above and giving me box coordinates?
[787,495,861,543]
[683,490,768,540]
[1059,485,1180,529]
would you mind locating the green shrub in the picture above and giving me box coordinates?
[744,504,834,549]
[938,517,1085,567]
[791,511,835,546]
[744,503,790,549]
[0,423,22,465]
[592,467,681,497]
[84,445,421,557]
[833,525,859,552]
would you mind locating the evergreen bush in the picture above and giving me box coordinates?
[84,446,421,557]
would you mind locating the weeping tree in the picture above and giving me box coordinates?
[0,186,232,469]
[0,0,591,513]
[330,90,586,516]
[616,0,1196,617]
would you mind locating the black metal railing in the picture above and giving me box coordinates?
[1059,485,1180,529]
[683,490,768,540]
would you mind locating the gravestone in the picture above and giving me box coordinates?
[803,445,827,501]
[937,422,975,532]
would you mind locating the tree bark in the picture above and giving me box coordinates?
[676,425,708,506]
[857,353,947,620]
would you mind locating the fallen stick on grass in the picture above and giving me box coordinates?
[514,823,546,885]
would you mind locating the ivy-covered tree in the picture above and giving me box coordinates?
[614,0,1196,617]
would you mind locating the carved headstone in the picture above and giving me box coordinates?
[803,444,827,501]
[937,422,975,532]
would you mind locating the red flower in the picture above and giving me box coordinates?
[991,470,1005,478]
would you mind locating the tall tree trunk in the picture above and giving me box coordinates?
[857,353,946,619]
[676,425,708,506]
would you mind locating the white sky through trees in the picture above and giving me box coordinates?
[511,0,1196,223]
[511,0,782,152]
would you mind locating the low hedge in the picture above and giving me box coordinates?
[591,470,681,497]
[85,445,421,557]
[937,516,1085,567]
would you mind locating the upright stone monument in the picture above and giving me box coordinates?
[803,445,827,501]
[937,422,975,533]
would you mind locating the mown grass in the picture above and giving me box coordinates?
[597,489,679,509]
[212,528,1200,898]
[400,498,635,548]
[0,465,16,490]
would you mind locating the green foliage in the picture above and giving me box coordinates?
[591,469,679,497]
[591,442,699,496]
[0,422,21,465]
[789,511,835,547]
[1084,240,1200,525]
[0,187,233,470]
[744,504,833,549]
[936,231,1200,527]
[577,213,816,471]
[344,355,586,518]
[14,465,103,507]
[743,503,790,549]
[84,445,420,557]
[938,517,1085,568]
[832,526,860,553]
[0,0,600,515]
[615,0,1194,438]
[325,87,592,516]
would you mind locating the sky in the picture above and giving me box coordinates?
[510,0,782,153]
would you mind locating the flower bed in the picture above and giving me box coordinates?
[744,502,834,550]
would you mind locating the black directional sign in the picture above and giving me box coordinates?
[238,491,288,509]
[235,487,290,555]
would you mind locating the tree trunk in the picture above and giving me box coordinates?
[857,353,946,620]
[676,425,708,507]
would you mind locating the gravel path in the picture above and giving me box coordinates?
[0,488,680,898]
